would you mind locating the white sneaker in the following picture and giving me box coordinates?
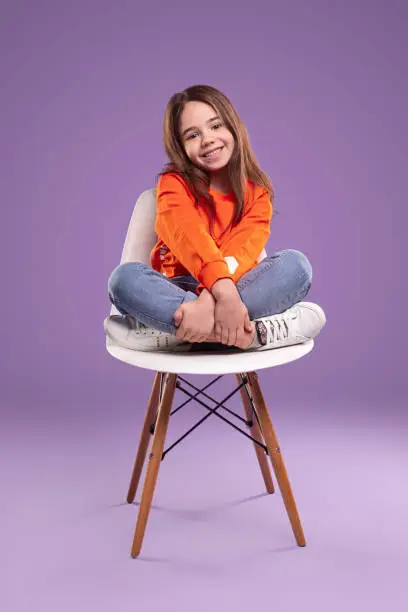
[104,314,192,352]
[253,302,327,350]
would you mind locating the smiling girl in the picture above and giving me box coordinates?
[105,85,326,351]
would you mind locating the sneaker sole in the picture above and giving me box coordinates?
[104,322,192,352]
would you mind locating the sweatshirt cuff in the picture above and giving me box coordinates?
[198,260,233,291]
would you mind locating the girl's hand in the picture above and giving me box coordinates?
[173,290,215,342]
[210,278,252,346]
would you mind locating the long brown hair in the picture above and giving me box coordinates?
[156,84,277,235]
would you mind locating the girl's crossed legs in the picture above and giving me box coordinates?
[108,249,313,340]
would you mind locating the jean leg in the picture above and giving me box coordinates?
[108,263,198,333]
[236,249,313,319]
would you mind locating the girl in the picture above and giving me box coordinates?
[105,85,326,352]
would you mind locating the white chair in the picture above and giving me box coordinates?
[105,188,314,557]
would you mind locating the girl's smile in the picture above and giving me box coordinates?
[180,101,235,176]
[201,145,225,160]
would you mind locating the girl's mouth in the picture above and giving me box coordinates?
[202,146,224,159]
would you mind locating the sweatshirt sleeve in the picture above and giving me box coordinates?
[221,186,273,282]
[155,173,233,290]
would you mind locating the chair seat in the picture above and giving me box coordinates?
[106,337,314,375]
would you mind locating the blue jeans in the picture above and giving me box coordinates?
[108,249,313,335]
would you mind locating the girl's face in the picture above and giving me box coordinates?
[179,101,235,173]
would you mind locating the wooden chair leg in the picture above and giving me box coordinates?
[247,371,306,547]
[127,372,162,503]
[236,373,274,494]
[131,372,177,558]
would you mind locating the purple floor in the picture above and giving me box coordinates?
[3,381,407,612]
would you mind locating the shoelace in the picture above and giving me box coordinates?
[266,311,297,343]
[123,315,162,336]
[121,315,138,330]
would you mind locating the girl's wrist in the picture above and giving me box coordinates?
[211,278,238,301]
[197,288,216,308]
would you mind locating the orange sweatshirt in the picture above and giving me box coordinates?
[150,172,273,293]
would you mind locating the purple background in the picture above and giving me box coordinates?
[2,1,407,610]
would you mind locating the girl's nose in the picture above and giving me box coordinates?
[202,133,215,145]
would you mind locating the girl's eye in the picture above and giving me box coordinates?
[187,122,223,140]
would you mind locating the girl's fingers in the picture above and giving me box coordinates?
[244,314,252,332]
[177,327,191,342]
[236,327,246,347]
[229,329,238,346]
[215,324,223,342]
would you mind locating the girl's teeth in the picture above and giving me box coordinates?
[205,148,222,157]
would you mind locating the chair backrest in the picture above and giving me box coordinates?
[118,189,159,266]
[110,188,267,314]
